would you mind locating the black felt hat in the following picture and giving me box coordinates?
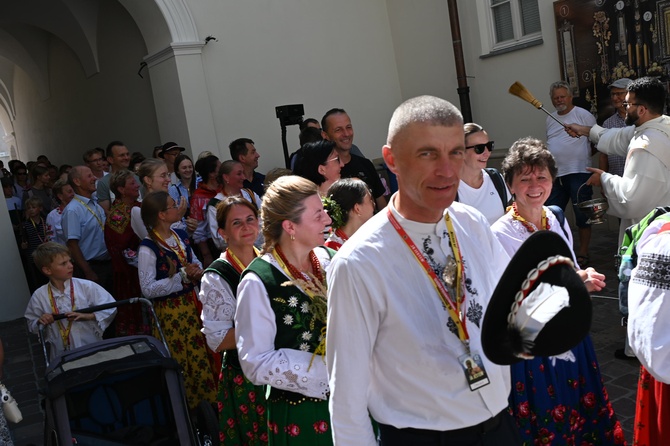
[159,142,185,158]
[482,231,592,365]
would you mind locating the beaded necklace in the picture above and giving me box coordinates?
[334,228,349,243]
[274,244,324,284]
[511,202,550,233]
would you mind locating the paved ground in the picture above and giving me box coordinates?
[0,225,639,445]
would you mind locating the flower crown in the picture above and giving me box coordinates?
[322,195,344,229]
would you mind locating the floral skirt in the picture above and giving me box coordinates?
[152,291,217,409]
[266,393,331,446]
[509,335,626,445]
[633,365,670,446]
[217,358,268,445]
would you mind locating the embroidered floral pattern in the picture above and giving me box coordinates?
[466,301,483,328]
[510,337,625,445]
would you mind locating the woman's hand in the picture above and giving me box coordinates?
[185,217,198,234]
[184,262,204,283]
[177,197,188,219]
[578,267,606,293]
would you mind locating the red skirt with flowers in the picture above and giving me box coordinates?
[509,335,626,445]
[217,356,268,445]
[633,365,670,446]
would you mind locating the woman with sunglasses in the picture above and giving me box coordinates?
[457,123,511,224]
[138,191,217,409]
[293,140,344,196]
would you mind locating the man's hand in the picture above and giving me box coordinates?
[585,167,604,188]
[564,123,591,138]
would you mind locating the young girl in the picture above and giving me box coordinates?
[138,191,217,409]
[323,178,375,250]
[22,197,52,292]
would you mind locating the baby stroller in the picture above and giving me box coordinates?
[39,298,218,446]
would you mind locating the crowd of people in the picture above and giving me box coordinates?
[4,83,670,445]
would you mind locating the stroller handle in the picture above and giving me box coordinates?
[39,297,171,367]
[52,297,143,321]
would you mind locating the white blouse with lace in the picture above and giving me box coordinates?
[235,248,332,400]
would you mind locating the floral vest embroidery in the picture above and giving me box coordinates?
[106,201,136,234]
[140,229,195,301]
[243,257,326,353]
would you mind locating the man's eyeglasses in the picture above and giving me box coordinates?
[15,171,27,176]
[622,102,641,108]
[465,141,495,154]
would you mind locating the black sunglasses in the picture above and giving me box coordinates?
[465,141,495,154]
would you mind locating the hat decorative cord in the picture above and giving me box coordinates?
[507,255,575,358]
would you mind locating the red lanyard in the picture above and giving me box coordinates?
[387,208,470,347]
[48,280,75,350]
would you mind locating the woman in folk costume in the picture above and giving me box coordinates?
[207,160,263,252]
[490,137,625,445]
[103,170,147,336]
[322,178,375,251]
[235,175,335,445]
[138,191,217,409]
[200,196,268,444]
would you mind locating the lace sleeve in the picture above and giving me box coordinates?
[138,245,184,298]
[199,271,236,352]
[235,272,329,400]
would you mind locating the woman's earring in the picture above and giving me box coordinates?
[290,234,295,241]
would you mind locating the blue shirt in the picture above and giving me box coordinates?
[62,193,108,261]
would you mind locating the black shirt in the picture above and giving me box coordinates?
[340,154,386,199]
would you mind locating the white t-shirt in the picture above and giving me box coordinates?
[546,106,596,177]
[458,171,511,225]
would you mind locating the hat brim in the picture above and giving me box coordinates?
[159,146,185,158]
[482,231,592,365]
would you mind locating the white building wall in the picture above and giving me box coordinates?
[385,0,561,151]
[189,0,403,167]
[11,0,160,166]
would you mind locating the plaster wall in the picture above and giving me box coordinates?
[11,1,160,166]
[188,0,403,168]
[386,0,561,151]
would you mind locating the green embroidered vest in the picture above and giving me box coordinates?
[243,255,330,353]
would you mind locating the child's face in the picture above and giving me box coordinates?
[26,205,41,219]
[43,254,73,281]
[2,185,12,198]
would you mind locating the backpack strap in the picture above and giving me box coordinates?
[546,205,570,241]
[484,168,510,211]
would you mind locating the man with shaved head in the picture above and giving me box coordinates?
[327,96,518,445]
[62,165,111,292]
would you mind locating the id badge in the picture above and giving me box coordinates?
[458,351,490,391]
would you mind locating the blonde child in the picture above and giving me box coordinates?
[24,242,116,361]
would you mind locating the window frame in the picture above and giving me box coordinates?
[477,0,543,57]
